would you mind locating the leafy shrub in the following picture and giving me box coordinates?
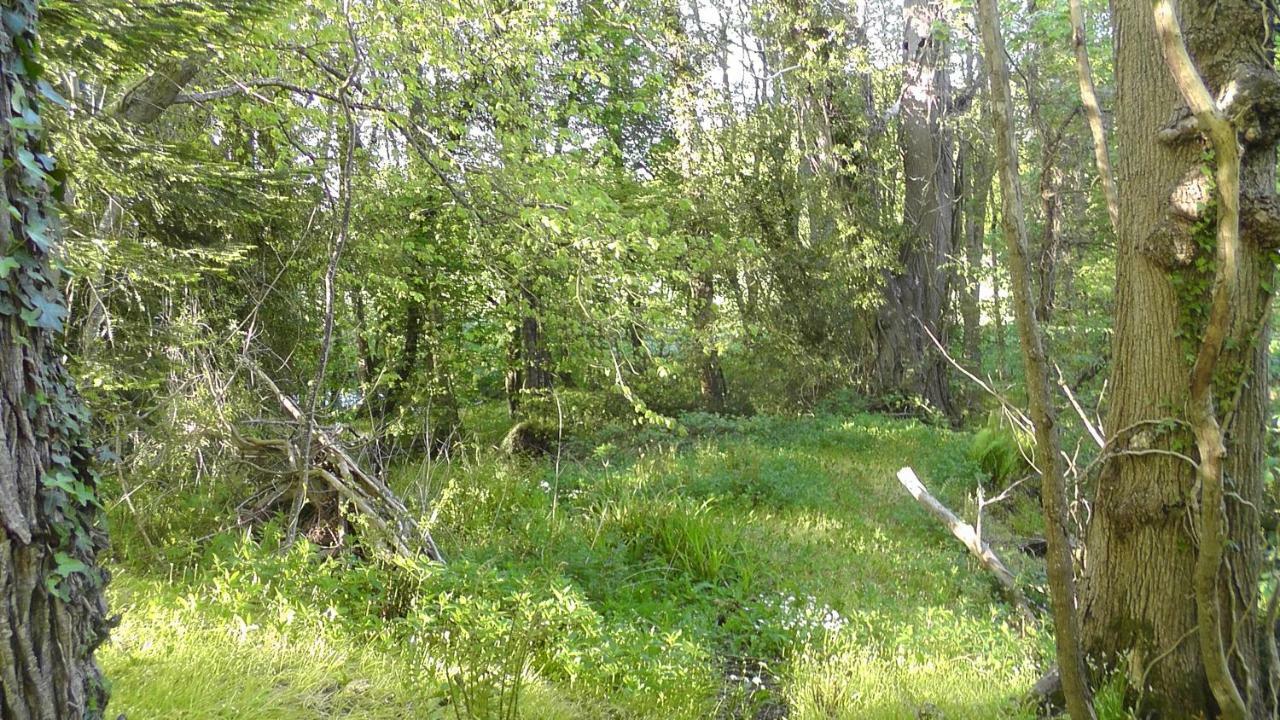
[814,388,871,417]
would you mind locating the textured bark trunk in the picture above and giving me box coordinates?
[1080,1,1278,716]
[1,6,112,718]
[1036,164,1061,323]
[875,0,955,417]
[691,271,727,414]
[505,283,552,417]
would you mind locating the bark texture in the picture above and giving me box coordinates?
[1080,1,1278,715]
[691,270,727,413]
[1,6,112,718]
[875,0,955,417]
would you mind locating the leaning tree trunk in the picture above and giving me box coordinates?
[1,6,112,718]
[1080,1,1279,716]
[875,0,955,418]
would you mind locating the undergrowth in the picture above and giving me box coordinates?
[101,409,1059,719]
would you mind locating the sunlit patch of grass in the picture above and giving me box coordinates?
[103,410,1049,719]
[101,577,431,719]
[786,608,1043,720]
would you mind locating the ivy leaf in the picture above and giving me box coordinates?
[26,214,50,251]
[0,256,18,279]
[36,80,69,110]
[45,577,69,602]
[54,551,89,577]
[30,297,66,331]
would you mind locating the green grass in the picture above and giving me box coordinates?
[101,411,1052,719]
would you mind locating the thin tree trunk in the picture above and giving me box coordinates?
[976,1,1095,717]
[1067,0,1120,234]
[1153,3,1249,715]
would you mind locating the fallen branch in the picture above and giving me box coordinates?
[231,358,445,563]
[895,467,1034,623]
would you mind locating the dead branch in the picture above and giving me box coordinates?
[895,467,1035,624]
[230,359,444,563]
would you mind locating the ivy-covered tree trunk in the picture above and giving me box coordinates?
[1,5,112,719]
[1080,0,1279,715]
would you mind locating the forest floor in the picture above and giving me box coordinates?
[97,410,1088,719]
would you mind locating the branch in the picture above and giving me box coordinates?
[895,467,1035,623]
[173,77,393,113]
[1067,0,1120,234]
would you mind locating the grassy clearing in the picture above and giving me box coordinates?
[101,411,1054,719]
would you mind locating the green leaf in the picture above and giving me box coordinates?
[36,80,70,110]
[0,256,17,279]
[54,551,89,577]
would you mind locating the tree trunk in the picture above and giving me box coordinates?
[691,270,727,414]
[976,0,1096,714]
[1,6,112,718]
[506,282,552,417]
[1080,1,1278,715]
[875,0,955,417]
[1036,163,1062,322]
[960,135,992,370]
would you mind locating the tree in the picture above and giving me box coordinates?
[975,0,1095,715]
[1,4,111,718]
[874,0,956,417]
[1080,0,1280,715]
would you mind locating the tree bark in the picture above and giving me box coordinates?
[691,270,727,414]
[960,134,992,370]
[976,1,1096,715]
[1067,0,1120,234]
[875,0,955,417]
[1,6,112,718]
[115,56,206,125]
[1080,1,1278,715]
[506,282,553,417]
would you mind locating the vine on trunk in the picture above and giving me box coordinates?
[1,3,112,717]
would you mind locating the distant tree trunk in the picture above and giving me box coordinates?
[506,282,552,417]
[1080,1,1279,716]
[959,135,992,370]
[691,270,727,413]
[352,293,379,388]
[1036,163,1062,322]
[1,6,112,718]
[875,0,955,417]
